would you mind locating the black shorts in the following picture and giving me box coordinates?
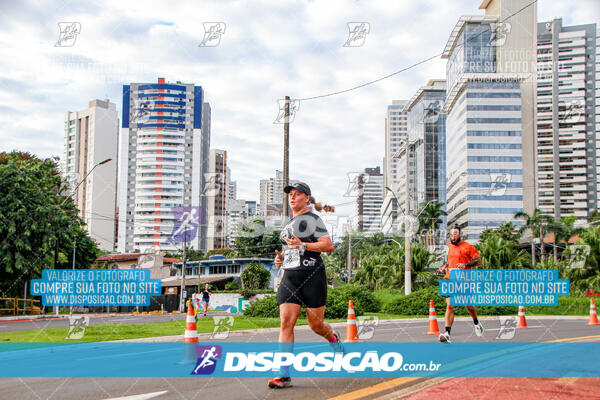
[277,268,327,308]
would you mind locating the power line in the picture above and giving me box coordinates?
[294,0,539,102]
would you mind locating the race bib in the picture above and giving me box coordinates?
[283,247,301,269]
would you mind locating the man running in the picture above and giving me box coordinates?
[438,226,484,343]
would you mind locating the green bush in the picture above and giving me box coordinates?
[243,294,279,317]
[527,296,592,315]
[242,284,379,319]
[382,287,517,316]
[324,285,380,319]
[241,263,270,289]
[225,281,241,290]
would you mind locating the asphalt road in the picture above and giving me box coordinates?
[1,316,598,400]
[0,313,205,332]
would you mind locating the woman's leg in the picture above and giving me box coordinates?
[279,303,301,342]
[305,306,335,341]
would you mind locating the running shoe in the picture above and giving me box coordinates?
[474,322,484,337]
[268,376,292,388]
[439,332,451,343]
[329,330,345,354]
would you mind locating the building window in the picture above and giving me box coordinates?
[229,264,241,274]
[210,265,226,274]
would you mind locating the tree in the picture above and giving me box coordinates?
[240,263,270,290]
[515,209,552,266]
[476,235,531,269]
[231,219,281,258]
[546,216,583,262]
[0,152,100,297]
[416,202,447,247]
[565,225,600,293]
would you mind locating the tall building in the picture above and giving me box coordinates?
[258,170,297,216]
[381,100,409,233]
[357,167,384,233]
[62,99,119,251]
[117,78,211,253]
[226,167,237,205]
[384,100,409,188]
[226,199,249,247]
[537,19,599,219]
[441,0,537,241]
[207,149,227,250]
[245,200,257,217]
[404,80,448,243]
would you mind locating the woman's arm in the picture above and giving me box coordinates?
[285,234,334,253]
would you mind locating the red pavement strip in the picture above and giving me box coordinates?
[403,377,600,400]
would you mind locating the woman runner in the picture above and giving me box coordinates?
[268,182,343,389]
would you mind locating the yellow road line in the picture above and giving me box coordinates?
[555,377,579,385]
[328,377,421,400]
[545,334,600,343]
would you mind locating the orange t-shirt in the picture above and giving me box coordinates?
[444,240,479,279]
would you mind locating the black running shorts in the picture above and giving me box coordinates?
[277,268,327,308]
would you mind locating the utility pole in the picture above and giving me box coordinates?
[404,141,412,295]
[346,233,352,283]
[282,96,290,218]
[179,232,187,312]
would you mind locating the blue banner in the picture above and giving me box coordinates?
[439,269,569,306]
[30,269,161,306]
[0,342,598,378]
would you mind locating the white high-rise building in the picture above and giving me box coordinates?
[536,19,599,219]
[117,78,210,253]
[258,170,297,216]
[381,100,409,233]
[357,167,384,233]
[441,0,537,241]
[62,99,119,251]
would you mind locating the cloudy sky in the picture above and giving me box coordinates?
[0,0,598,226]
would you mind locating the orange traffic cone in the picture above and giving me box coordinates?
[588,299,599,326]
[427,300,440,335]
[344,300,360,342]
[517,305,528,328]
[184,302,199,343]
[179,303,199,364]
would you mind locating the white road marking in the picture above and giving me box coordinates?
[102,390,168,400]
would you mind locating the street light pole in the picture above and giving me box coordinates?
[59,158,112,316]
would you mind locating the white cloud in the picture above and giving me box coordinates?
[0,0,595,221]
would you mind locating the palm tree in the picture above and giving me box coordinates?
[515,209,552,266]
[476,235,531,269]
[495,222,520,243]
[546,216,584,262]
[417,202,447,248]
